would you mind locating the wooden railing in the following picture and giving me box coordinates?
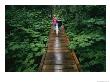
[61,25,80,71]
[38,27,52,72]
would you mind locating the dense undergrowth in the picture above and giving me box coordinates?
[5,6,51,72]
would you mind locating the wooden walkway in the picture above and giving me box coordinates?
[38,27,80,72]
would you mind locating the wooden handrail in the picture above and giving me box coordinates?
[38,53,46,72]
[38,26,52,71]
[71,51,80,71]
[61,25,80,71]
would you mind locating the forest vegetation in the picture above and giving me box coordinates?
[5,5,106,72]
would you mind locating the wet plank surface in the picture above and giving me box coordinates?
[42,64,79,72]
[42,64,78,70]
[39,30,79,72]
[44,60,75,65]
[45,52,73,60]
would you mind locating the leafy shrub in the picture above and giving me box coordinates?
[5,6,51,72]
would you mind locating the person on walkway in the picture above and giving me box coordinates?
[52,16,58,31]
[56,22,59,36]
[57,18,62,32]
[52,16,59,36]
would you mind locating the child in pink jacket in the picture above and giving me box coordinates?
[52,16,58,30]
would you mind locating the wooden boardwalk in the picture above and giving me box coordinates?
[38,27,80,72]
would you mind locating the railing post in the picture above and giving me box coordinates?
[61,25,65,33]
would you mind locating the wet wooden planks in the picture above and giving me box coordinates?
[39,30,79,72]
